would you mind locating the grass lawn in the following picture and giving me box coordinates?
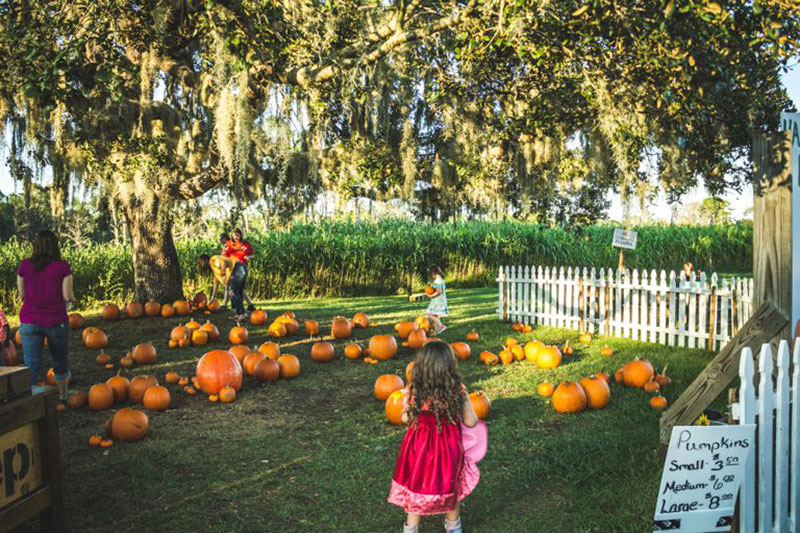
[17,287,717,532]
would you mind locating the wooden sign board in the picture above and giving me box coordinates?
[613,228,638,249]
[653,424,755,532]
[0,366,31,403]
[0,422,43,509]
[780,111,800,336]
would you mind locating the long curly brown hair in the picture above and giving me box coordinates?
[408,341,465,430]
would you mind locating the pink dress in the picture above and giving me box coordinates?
[388,408,481,514]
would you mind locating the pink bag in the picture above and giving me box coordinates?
[461,420,488,463]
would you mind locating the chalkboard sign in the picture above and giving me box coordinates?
[653,424,755,532]
[612,228,638,249]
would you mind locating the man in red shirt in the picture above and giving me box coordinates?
[223,228,254,321]
[219,232,255,312]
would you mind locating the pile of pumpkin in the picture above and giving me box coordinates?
[614,358,671,409]
[99,293,220,322]
[168,319,222,348]
[479,337,573,367]
[511,322,533,333]
[392,315,454,350]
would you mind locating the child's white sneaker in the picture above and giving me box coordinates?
[444,517,462,532]
[403,523,419,533]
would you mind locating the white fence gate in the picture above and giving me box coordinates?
[497,266,753,350]
[736,340,800,532]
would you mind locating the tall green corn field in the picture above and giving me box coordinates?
[0,220,752,314]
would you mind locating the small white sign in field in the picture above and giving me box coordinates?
[653,424,755,532]
[612,228,638,249]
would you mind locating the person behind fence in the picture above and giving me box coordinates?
[388,341,485,533]
[425,265,449,334]
[16,230,75,401]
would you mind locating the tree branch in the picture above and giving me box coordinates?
[174,164,227,199]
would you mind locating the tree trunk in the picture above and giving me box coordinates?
[125,201,184,303]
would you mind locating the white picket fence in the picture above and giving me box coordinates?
[497,266,753,350]
[736,339,800,532]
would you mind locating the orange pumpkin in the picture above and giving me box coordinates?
[405,361,415,382]
[104,363,115,370]
[650,394,668,409]
[331,316,352,339]
[100,439,114,448]
[191,329,209,346]
[250,309,268,325]
[425,285,435,296]
[185,319,202,332]
[96,352,111,365]
[578,332,592,343]
[537,381,555,397]
[132,342,157,365]
[142,385,171,411]
[282,311,296,320]
[622,358,655,388]
[304,319,319,336]
[144,301,161,317]
[374,374,404,401]
[536,346,562,369]
[562,340,574,356]
[207,300,221,312]
[68,313,86,329]
[129,375,158,404]
[451,342,471,361]
[106,375,130,403]
[655,365,672,387]
[126,302,144,318]
[243,351,267,375]
[281,318,299,335]
[344,344,363,359]
[68,391,87,409]
[407,329,427,349]
[524,340,545,363]
[522,324,532,333]
[88,435,103,447]
[394,321,417,339]
[643,380,661,394]
[208,394,219,402]
[196,350,243,394]
[120,355,135,369]
[88,383,114,410]
[102,304,121,321]
[229,345,250,365]
[85,329,108,349]
[352,312,370,329]
[415,316,430,331]
[479,351,499,366]
[614,367,625,383]
[595,371,611,384]
[469,391,491,420]
[229,324,249,345]
[277,354,300,379]
[219,385,237,403]
[552,381,587,413]
[369,335,398,361]
[173,300,191,316]
[579,375,611,409]
[510,344,525,362]
[178,377,189,387]
[200,321,220,342]
[160,304,175,317]
[110,407,149,441]
[311,342,335,362]
[385,389,409,426]
[498,349,514,365]
[268,320,287,338]
[165,371,180,384]
[253,358,280,382]
[600,344,613,357]
[171,326,190,343]
[466,330,479,342]
[184,386,197,395]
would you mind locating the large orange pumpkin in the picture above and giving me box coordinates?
[129,375,158,404]
[451,342,471,361]
[88,383,114,410]
[304,319,319,336]
[552,381,587,413]
[243,351,267,375]
[200,321,220,342]
[536,346,562,369]
[469,392,491,420]
[331,317,352,339]
[196,350,243,394]
[369,335,398,361]
[142,385,171,411]
[268,320,287,338]
[579,375,611,409]
[374,374,404,401]
[229,325,249,345]
[173,300,191,316]
[524,340,545,363]
[385,389,409,426]
[229,345,251,365]
[110,407,149,442]
[407,329,427,349]
[105,375,130,403]
[144,301,161,317]
[622,358,655,388]
[394,321,417,339]
[352,312,370,329]
[160,304,175,317]
[85,329,108,349]
[132,342,157,365]
[277,354,300,379]
[126,302,144,318]
[250,309,268,325]
[258,341,281,360]
[68,313,85,329]
[311,342,335,362]
[253,359,280,382]
[102,304,121,321]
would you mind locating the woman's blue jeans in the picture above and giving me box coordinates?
[19,322,70,386]
[230,263,248,315]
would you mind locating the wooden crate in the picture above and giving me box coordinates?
[0,387,66,532]
[0,366,31,403]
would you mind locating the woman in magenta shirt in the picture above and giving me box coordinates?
[17,230,75,399]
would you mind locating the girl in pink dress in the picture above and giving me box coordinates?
[388,341,483,533]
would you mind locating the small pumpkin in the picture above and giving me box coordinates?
[160,303,175,317]
[277,355,300,379]
[165,371,180,384]
[424,285,435,296]
[374,374,404,401]
[344,343,363,359]
[102,304,121,321]
[622,358,655,388]
[562,340,574,357]
[85,329,109,349]
[253,358,280,382]
[352,312,370,329]
[120,355,135,369]
[466,330,479,342]
[144,301,161,317]
[311,342,335,362]
[578,332,592,343]
[579,375,611,409]
[126,302,144,319]
[394,321,417,339]
[207,300,221,312]
[142,385,171,411]
[643,380,661,394]
[100,439,113,448]
[415,316,431,332]
[129,375,158,404]
[104,363,114,370]
[173,300,191,316]
[96,352,111,366]
[178,377,189,387]
[650,394,668,409]
[200,321,220,342]
[68,313,86,329]
[209,395,219,402]
[304,319,319,336]
[385,389,409,426]
[191,329,209,346]
[522,324,532,333]
[185,319,202,332]
[407,329,427,349]
[88,383,114,411]
[243,351,267,375]
[480,351,499,366]
[184,386,197,395]
[510,344,525,362]
[88,435,102,447]
[498,349,514,365]
[132,342,157,365]
[68,391,87,409]
[595,371,611,384]
[219,385,237,403]
[451,342,471,361]
[405,361,415,382]
[600,344,613,357]
[469,391,491,420]
[229,324,249,345]
[369,335,398,361]
[257,341,281,360]
[171,326,190,343]
[268,320,287,338]
[512,322,523,332]
[537,381,555,397]
[614,367,624,383]
[229,345,251,365]
[106,374,130,403]
[110,407,149,441]
[331,316,352,339]
[250,309,268,325]
[655,365,672,387]
[552,381,587,414]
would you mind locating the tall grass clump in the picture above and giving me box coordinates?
[0,220,752,313]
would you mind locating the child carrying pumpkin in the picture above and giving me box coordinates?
[388,341,486,533]
[425,265,448,334]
